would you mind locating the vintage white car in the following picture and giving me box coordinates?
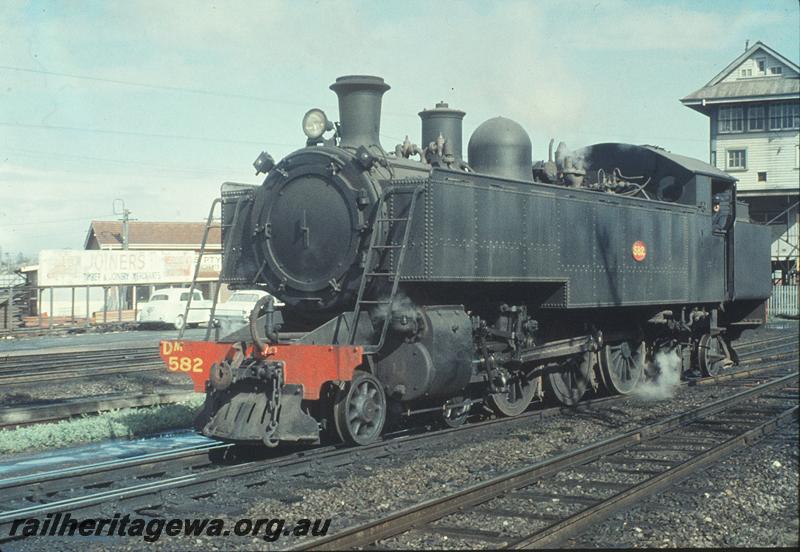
[213,289,284,333]
[137,288,212,330]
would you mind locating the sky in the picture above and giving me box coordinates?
[1,0,798,259]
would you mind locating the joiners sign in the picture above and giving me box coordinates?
[39,250,196,286]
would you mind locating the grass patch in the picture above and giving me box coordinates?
[0,396,204,456]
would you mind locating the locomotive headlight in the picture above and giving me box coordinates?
[302,108,329,139]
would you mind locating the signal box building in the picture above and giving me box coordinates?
[681,41,799,283]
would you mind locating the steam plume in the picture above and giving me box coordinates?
[634,349,682,400]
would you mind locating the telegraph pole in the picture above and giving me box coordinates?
[113,199,133,310]
[122,207,131,250]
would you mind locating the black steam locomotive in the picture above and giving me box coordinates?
[162,75,772,447]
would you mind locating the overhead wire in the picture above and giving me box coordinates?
[0,64,311,107]
[0,214,117,229]
[3,147,247,177]
[0,121,294,147]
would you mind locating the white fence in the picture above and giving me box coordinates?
[769,285,798,320]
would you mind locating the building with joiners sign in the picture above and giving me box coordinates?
[83,220,222,300]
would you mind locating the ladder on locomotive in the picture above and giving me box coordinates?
[179,195,246,340]
[348,185,424,353]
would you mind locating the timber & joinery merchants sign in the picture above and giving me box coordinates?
[38,250,196,286]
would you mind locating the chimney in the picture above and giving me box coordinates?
[329,75,390,151]
[745,39,750,51]
[419,101,466,160]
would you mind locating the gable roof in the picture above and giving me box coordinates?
[706,41,799,88]
[84,221,221,250]
[681,41,800,109]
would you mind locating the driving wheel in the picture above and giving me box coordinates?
[488,370,538,417]
[698,334,731,377]
[333,372,387,445]
[545,352,593,406]
[599,340,645,395]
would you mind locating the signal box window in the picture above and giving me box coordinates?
[719,107,744,133]
[748,106,765,131]
[727,150,746,170]
[758,172,767,182]
[769,103,800,130]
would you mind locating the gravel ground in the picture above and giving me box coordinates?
[5,327,796,551]
[567,419,799,549]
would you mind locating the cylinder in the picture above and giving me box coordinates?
[419,102,466,160]
[467,116,533,181]
[329,75,390,150]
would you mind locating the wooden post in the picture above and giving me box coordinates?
[103,287,108,324]
[85,286,91,327]
[48,288,54,329]
[70,287,75,324]
[4,286,10,333]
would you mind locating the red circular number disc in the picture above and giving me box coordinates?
[632,240,647,262]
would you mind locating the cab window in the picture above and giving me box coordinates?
[711,188,733,232]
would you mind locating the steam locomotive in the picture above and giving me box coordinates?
[160,75,772,447]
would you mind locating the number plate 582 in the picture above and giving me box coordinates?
[167,356,204,372]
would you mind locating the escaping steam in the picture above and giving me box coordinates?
[371,288,417,323]
[634,349,682,401]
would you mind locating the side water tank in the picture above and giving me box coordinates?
[467,117,532,181]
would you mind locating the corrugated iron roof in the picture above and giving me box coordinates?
[85,221,221,250]
[682,76,800,103]
[641,146,734,181]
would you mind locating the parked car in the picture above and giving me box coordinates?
[137,288,212,330]
[213,290,283,334]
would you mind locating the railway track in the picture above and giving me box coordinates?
[299,371,799,550]
[0,391,196,429]
[0,329,792,430]
[0,346,162,385]
[0,331,792,429]
[0,338,795,547]
[0,332,309,386]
